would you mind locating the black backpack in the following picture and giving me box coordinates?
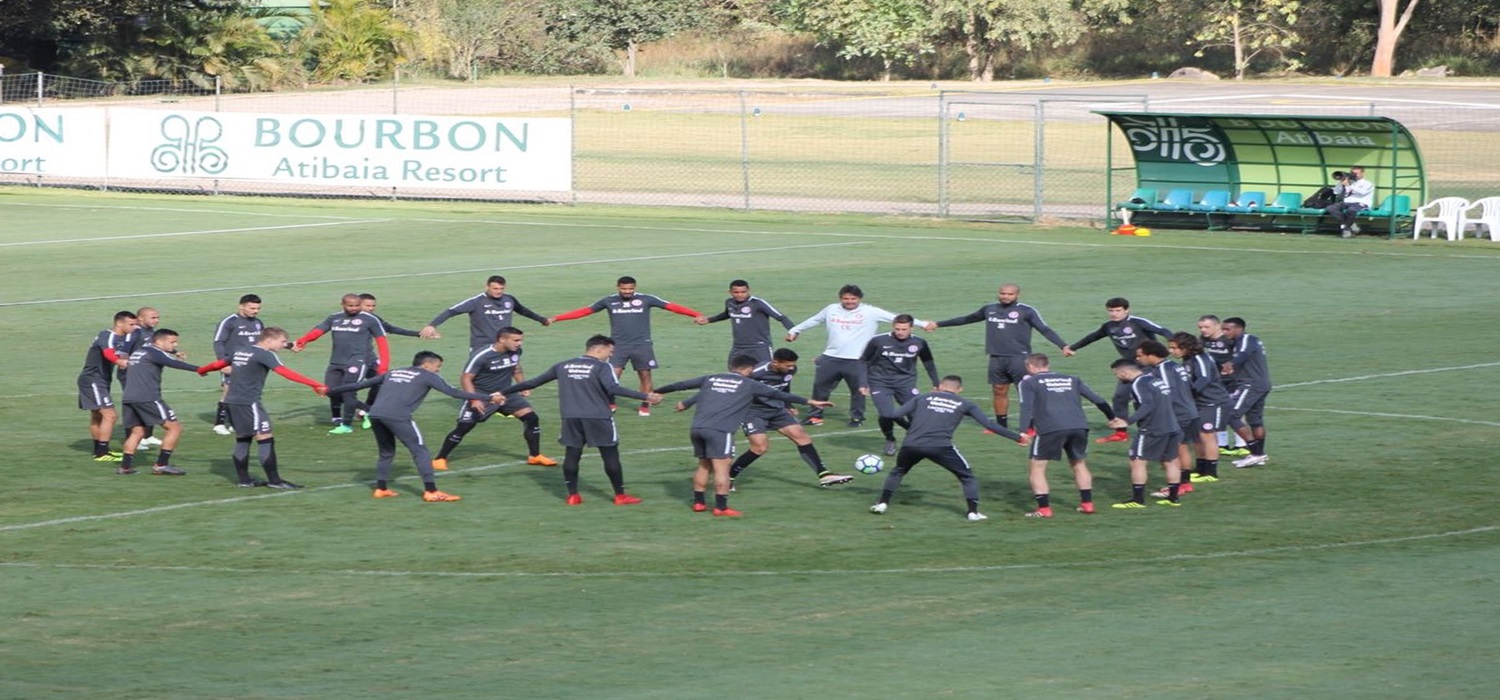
[1303,187,1338,208]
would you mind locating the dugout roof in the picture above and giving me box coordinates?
[1094,111,1425,207]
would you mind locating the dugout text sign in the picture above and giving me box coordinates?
[0,108,108,177]
[107,108,572,191]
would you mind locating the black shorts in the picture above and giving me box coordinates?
[558,417,619,448]
[1229,386,1270,427]
[227,402,272,437]
[77,378,114,410]
[122,401,177,430]
[743,408,798,436]
[988,355,1030,385]
[1030,428,1089,462]
[609,344,658,372]
[457,395,532,424]
[691,428,736,459]
[1196,404,1227,433]
[1129,432,1183,462]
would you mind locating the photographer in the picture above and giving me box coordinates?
[1325,166,1376,238]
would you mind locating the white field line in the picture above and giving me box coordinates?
[0,220,387,248]
[0,526,1490,580]
[1276,362,1500,389]
[0,201,371,221]
[0,428,878,534]
[0,241,866,308]
[1271,406,1500,428]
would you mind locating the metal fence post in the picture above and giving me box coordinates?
[1034,101,1046,220]
[570,85,579,206]
[392,70,400,115]
[739,90,751,210]
[937,92,949,217]
[37,72,44,107]
[215,76,222,112]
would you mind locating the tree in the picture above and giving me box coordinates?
[438,0,546,79]
[1188,0,1302,79]
[775,0,938,80]
[544,0,703,77]
[1371,0,1420,76]
[934,0,1093,81]
[302,0,412,82]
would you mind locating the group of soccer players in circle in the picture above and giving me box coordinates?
[77,276,1270,520]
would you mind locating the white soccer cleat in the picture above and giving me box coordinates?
[967,512,989,522]
[1233,454,1268,468]
[212,424,233,436]
[869,502,887,514]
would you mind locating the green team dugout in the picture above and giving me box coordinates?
[1097,112,1426,237]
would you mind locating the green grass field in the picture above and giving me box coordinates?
[2,188,1498,699]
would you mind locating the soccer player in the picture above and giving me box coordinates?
[1135,340,1201,495]
[926,283,1066,429]
[550,276,704,417]
[868,375,1026,521]
[695,279,796,367]
[502,335,664,505]
[132,306,171,450]
[1221,317,1273,468]
[716,349,853,489]
[1106,359,1185,509]
[431,327,558,470]
[421,275,551,354]
[657,356,834,517]
[1168,332,1231,482]
[857,314,941,456]
[786,284,928,427]
[331,351,503,502]
[116,329,215,476]
[1197,313,1247,456]
[77,310,140,461]
[197,327,327,488]
[355,293,424,428]
[212,294,265,436]
[1062,297,1173,444]
[1016,354,1116,517]
[292,293,392,435]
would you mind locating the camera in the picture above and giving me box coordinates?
[1331,171,1347,180]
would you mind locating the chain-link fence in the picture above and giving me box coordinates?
[4,71,1499,220]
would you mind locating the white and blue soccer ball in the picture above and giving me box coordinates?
[854,454,884,475]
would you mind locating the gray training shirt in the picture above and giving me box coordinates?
[657,373,809,433]
[214,313,264,361]
[1155,360,1199,423]
[224,346,286,405]
[429,293,547,350]
[1069,316,1172,359]
[935,302,1066,357]
[122,345,200,403]
[859,333,940,388]
[1124,373,1182,435]
[588,293,674,347]
[1226,334,1272,391]
[503,355,650,419]
[1017,371,1114,434]
[311,311,387,367]
[884,391,1022,447]
[337,366,491,421]
[1184,354,1231,407]
[706,296,795,350]
[463,346,523,393]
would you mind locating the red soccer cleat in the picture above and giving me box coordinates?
[613,494,642,505]
[691,502,708,512]
[1077,502,1096,514]
[712,507,743,517]
[565,493,583,506]
[1095,431,1129,444]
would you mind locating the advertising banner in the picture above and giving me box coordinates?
[0,108,108,177]
[108,108,572,191]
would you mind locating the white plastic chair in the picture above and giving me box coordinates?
[1458,196,1500,241]
[1412,197,1470,241]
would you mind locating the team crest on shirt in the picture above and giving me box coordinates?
[740,306,751,314]
[631,299,642,307]
[504,302,513,310]
[351,319,362,326]
[907,344,918,352]
[1008,311,1019,319]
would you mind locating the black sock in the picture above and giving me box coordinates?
[796,443,825,475]
[714,494,728,510]
[258,438,280,482]
[1034,493,1050,509]
[996,415,1009,428]
[730,451,761,478]
[1249,438,1265,455]
[153,449,173,468]
[693,490,706,505]
[437,422,474,460]
[878,417,896,441]
[215,402,229,426]
[376,480,388,490]
[233,437,253,482]
[329,397,342,424]
[93,440,110,457]
[879,489,894,504]
[424,482,438,492]
[563,447,583,494]
[1204,459,1219,476]
[1079,488,1092,504]
[121,452,135,468]
[520,413,541,456]
[599,445,625,494]
[966,498,980,514]
[1131,484,1146,503]
[1167,482,1181,502]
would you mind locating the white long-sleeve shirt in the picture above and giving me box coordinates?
[1345,177,1375,207]
[788,303,928,360]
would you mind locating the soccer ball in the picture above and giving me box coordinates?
[854,454,884,475]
